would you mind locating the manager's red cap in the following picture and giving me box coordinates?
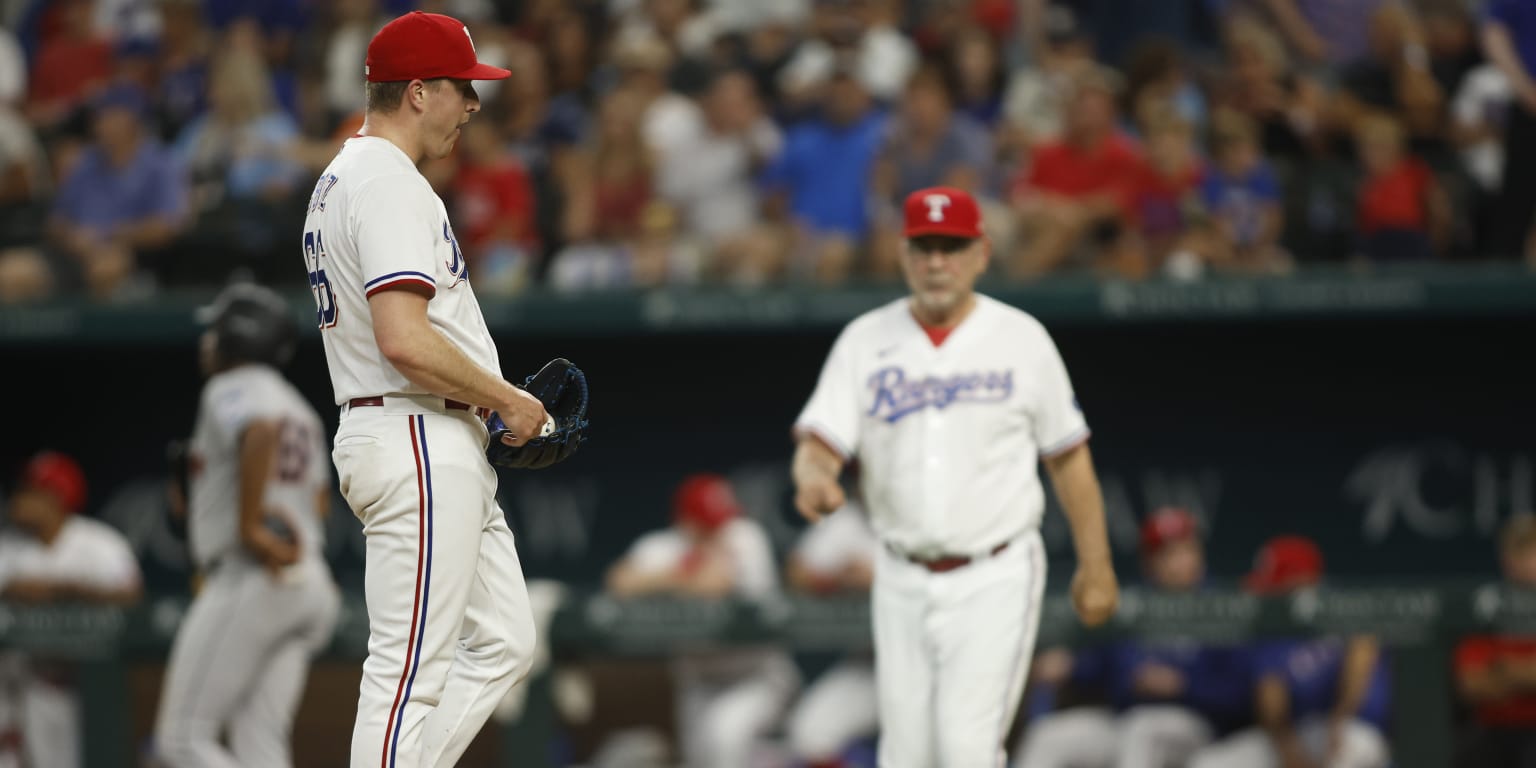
[366,12,511,83]
[903,186,983,239]
[22,451,86,514]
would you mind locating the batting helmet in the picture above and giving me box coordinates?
[197,282,297,368]
[672,474,741,533]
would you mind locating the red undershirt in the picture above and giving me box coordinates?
[920,324,954,347]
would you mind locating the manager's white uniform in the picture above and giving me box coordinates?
[156,364,341,768]
[796,294,1089,767]
[304,135,536,768]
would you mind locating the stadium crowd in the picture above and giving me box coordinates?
[0,0,1533,303]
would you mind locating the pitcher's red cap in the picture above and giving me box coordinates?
[903,186,983,238]
[366,12,511,83]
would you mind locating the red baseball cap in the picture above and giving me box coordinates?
[22,451,86,514]
[903,186,983,239]
[366,12,511,83]
[673,474,742,533]
[1139,506,1198,555]
[1244,535,1324,595]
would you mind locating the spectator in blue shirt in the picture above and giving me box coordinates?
[176,47,305,208]
[1189,537,1391,768]
[1193,110,1288,272]
[48,85,188,299]
[762,64,886,283]
[1483,0,1536,261]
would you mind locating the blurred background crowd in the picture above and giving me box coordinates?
[1,0,1534,302]
[3,0,1536,766]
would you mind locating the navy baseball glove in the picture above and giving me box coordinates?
[486,358,589,470]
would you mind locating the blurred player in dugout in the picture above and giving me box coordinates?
[1189,536,1391,768]
[605,473,800,768]
[1453,514,1536,768]
[1017,506,1252,768]
[0,452,142,768]
[784,498,879,768]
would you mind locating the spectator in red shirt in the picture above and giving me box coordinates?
[450,119,538,295]
[25,0,113,131]
[1008,66,1144,279]
[1353,113,1450,262]
[1453,514,1536,768]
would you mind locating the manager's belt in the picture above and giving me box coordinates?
[889,541,1010,573]
[347,396,491,420]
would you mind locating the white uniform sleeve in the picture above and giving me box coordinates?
[1032,327,1091,458]
[351,173,440,298]
[794,326,862,459]
[728,521,779,599]
[82,524,141,592]
[623,530,686,574]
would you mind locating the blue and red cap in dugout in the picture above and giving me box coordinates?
[20,451,87,514]
[903,186,984,239]
[366,11,511,83]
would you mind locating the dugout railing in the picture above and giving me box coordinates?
[3,583,1533,767]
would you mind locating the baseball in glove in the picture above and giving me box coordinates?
[487,358,589,470]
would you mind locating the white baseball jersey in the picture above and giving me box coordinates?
[792,504,876,576]
[0,518,140,592]
[188,364,328,570]
[301,136,500,405]
[795,294,1088,556]
[622,519,779,600]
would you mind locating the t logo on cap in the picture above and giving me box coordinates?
[924,194,952,222]
[903,186,982,239]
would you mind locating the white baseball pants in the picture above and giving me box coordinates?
[155,558,340,768]
[787,659,878,761]
[1188,717,1388,768]
[874,531,1047,768]
[0,654,79,768]
[335,406,536,768]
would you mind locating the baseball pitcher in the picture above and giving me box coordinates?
[791,186,1120,767]
[300,11,566,767]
